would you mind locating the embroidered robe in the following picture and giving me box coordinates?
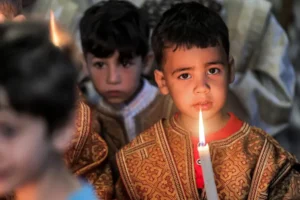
[117,117,300,199]
[64,99,113,199]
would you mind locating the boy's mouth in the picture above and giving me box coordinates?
[104,90,123,98]
[192,101,212,111]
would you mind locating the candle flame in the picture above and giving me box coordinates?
[49,10,61,47]
[199,110,206,146]
[48,10,81,70]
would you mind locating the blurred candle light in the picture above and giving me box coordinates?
[50,11,60,47]
[49,10,82,70]
[49,11,73,49]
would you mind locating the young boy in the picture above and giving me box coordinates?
[79,0,176,182]
[0,21,97,200]
[0,0,25,22]
[0,9,113,200]
[116,2,300,199]
[141,0,295,139]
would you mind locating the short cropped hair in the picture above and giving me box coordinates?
[151,2,229,69]
[0,21,78,133]
[80,0,150,60]
[0,0,22,18]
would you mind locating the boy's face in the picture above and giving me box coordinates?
[0,108,52,195]
[155,46,234,121]
[86,51,143,105]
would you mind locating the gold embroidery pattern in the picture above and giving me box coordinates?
[166,119,199,199]
[117,124,179,199]
[156,121,186,200]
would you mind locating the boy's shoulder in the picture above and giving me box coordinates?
[246,125,292,152]
[228,123,297,163]
[64,98,108,173]
[118,119,165,152]
[228,124,300,198]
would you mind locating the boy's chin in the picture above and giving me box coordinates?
[180,109,219,120]
[104,98,126,107]
[178,112,199,121]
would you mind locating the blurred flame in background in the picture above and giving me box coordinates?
[49,10,82,72]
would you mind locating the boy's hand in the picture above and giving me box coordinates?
[0,13,5,23]
[0,13,26,23]
[12,15,26,22]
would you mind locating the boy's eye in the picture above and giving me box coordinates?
[93,62,105,69]
[207,68,220,75]
[120,60,132,68]
[0,124,17,139]
[178,73,191,80]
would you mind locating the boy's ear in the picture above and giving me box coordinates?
[142,51,154,75]
[228,56,235,83]
[154,69,169,95]
[52,113,75,153]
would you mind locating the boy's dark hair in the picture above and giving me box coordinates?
[79,0,150,60]
[0,0,22,18]
[0,21,78,133]
[151,2,229,69]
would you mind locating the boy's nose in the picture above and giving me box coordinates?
[194,78,210,94]
[0,144,4,159]
[107,67,121,84]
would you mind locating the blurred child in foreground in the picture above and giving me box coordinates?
[0,21,98,200]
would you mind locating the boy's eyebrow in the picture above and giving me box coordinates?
[172,67,194,75]
[91,58,104,62]
[205,60,225,66]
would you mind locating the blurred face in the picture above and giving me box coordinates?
[0,108,51,195]
[155,46,234,122]
[86,51,143,105]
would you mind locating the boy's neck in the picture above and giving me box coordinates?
[16,157,80,200]
[178,110,230,137]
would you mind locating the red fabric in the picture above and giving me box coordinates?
[191,113,243,188]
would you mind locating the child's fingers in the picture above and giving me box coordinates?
[0,13,6,23]
[13,15,26,22]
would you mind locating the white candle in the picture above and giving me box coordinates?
[198,110,218,200]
